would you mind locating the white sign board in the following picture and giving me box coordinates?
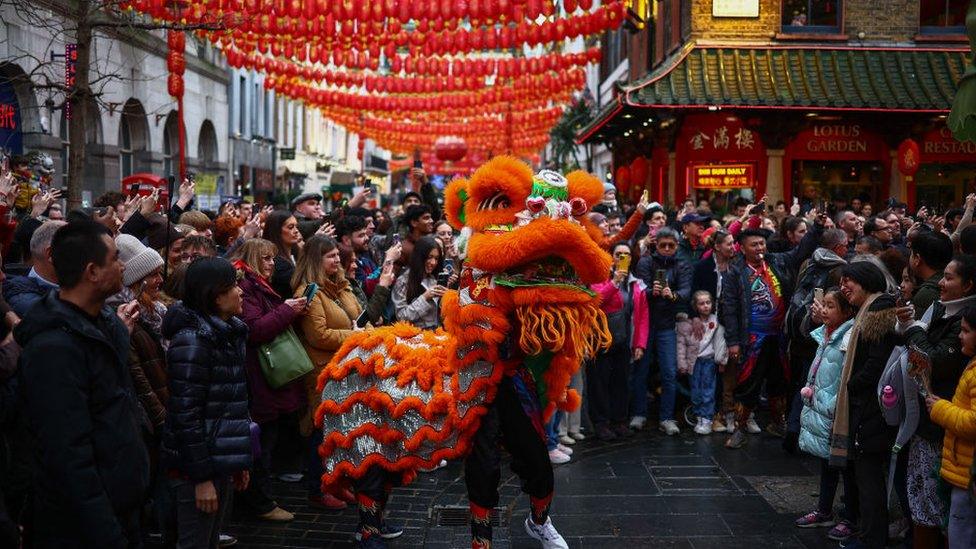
[713,0,760,17]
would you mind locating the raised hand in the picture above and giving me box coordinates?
[242,212,263,239]
[139,188,160,217]
[177,178,195,208]
[315,221,336,238]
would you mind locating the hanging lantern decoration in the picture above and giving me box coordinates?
[897,139,921,177]
[615,165,631,194]
[434,136,468,162]
[630,156,649,190]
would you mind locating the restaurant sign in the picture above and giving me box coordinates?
[689,163,755,189]
[921,126,976,161]
[788,124,887,161]
[713,0,759,17]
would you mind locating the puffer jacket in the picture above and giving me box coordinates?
[161,303,253,482]
[799,319,855,459]
[675,315,728,373]
[930,357,976,489]
[634,252,692,331]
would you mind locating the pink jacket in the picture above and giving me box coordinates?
[590,277,650,351]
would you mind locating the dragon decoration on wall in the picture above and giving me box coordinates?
[313,156,613,490]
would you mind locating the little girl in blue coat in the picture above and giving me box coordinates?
[795,288,857,535]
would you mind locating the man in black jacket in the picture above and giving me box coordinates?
[15,221,149,548]
[721,214,825,449]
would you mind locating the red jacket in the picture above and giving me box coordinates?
[590,277,650,351]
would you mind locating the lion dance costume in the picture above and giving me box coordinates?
[313,157,613,547]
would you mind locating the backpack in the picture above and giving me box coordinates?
[606,280,634,350]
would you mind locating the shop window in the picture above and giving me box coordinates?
[781,0,843,33]
[163,111,179,178]
[119,114,132,178]
[919,0,966,33]
[915,163,975,209]
[198,120,218,167]
[600,29,628,81]
[791,160,883,208]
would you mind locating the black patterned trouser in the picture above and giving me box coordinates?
[464,375,554,544]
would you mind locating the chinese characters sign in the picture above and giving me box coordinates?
[713,0,760,17]
[0,104,15,130]
[690,163,755,190]
[65,44,77,120]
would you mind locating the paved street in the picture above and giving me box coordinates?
[226,429,840,548]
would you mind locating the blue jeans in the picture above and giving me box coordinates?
[949,486,976,549]
[630,328,677,421]
[545,411,563,451]
[690,357,717,419]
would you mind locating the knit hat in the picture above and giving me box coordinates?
[603,182,616,195]
[116,234,164,287]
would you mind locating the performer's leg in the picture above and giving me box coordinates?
[495,379,553,525]
[464,379,505,547]
[353,465,388,541]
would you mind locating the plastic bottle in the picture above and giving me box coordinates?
[881,385,898,408]
[800,386,813,399]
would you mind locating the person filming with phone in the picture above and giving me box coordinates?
[392,236,452,330]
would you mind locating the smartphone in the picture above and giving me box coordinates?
[364,180,373,193]
[437,270,450,287]
[654,269,667,285]
[640,190,648,203]
[413,158,423,169]
[303,282,319,302]
[444,257,455,273]
[187,171,195,182]
[355,309,370,329]
[616,253,631,273]
[896,289,909,308]
[792,197,799,207]
[392,234,401,245]
[813,287,824,304]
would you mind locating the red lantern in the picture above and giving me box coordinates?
[897,139,921,177]
[614,165,631,193]
[167,52,186,74]
[167,74,184,97]
[630,156,649,187]
[434,135,468,161]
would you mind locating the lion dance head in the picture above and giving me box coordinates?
[444,156,613,417]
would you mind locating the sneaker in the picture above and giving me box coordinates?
[694,419,712,435]
[524,516,570,549]
[596,424,617,442]
[354,522,404,541]
[257,506,295,522]
[794,510,836,528]
[276,472,304,483]
[711,414,727,433]
[838,538,866,549]
[828,519,856,541]
[556,443,573,455]
[570,431,585,441]
[308,493,348,510]
[356,534,388,548]
[612,423,633,438]
[725,430,747,449]
[746,413,761,434]
[558,435,576,445]
[548,448,571,464]
[218,534,238,547]
[725,412,737,433]
[420,459,448,473]
[629,416,646,430]
[659,420,680,436]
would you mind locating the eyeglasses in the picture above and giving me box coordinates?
[657,242,677,249]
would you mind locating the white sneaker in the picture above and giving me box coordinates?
[570,431,585,441]
[695,419,713,435]
[524,516,569,549]
[726,412,737,433]
[548,448,571,464]
[629,416,646,430]
[558,435,575,445]
[659,420,680,436]
[556,443,573,455]
[746,413,761,434]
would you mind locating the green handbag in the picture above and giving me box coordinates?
[257,327,315,389]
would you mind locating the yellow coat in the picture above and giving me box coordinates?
[930,359,976,489]
[294,282,362,436]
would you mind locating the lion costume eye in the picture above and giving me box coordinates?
[477,193,511,211]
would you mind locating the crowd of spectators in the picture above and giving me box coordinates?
[1,161,976,549]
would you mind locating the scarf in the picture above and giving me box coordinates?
[232,259,279,299]
[318,272,358,324]
[829,291,882,468]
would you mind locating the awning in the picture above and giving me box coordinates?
[578,45,970,144]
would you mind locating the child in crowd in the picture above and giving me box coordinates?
[676,291,727,435]
[795,288,857,537]
[925,306,976,549]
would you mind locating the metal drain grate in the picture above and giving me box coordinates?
[431,505,507,527]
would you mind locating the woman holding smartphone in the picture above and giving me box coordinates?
[292,236,362,511]
[230,239,308,522]
[392,235,451,329]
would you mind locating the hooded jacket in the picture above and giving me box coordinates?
[14,291,149,547]
[930,357,976,490]
[160,303,253,481]
[848,294,899,454]
[799,319,855,459]
[786,248,847,341]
